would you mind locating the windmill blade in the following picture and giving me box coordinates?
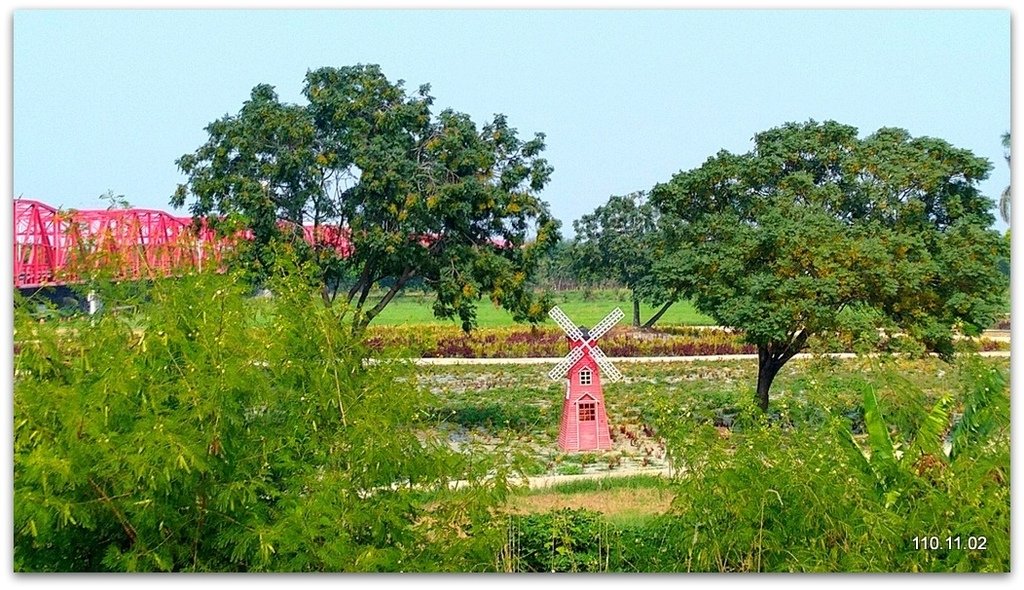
[548,306,584,341]
[588,307,624,341]
[547,346,585,381]
[589,345,624,382]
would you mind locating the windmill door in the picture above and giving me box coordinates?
[576,395,598,449]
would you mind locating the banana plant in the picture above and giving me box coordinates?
[837,360,1006,509]
[949,361,1009,461]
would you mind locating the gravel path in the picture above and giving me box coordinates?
[410,350,1010,366]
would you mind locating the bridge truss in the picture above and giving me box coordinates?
[13,199,350,289]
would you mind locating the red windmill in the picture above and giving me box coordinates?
[548,306,624,452]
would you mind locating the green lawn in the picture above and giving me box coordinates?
[371,289,714,327]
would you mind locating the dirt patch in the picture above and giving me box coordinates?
[508,487,675,517]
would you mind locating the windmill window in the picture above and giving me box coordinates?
[578,402,596,422]
[579,368,593,386]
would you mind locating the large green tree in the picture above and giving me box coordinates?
[572,192,677,327]
[651,120,1008,410]
[533,239,581,291]
[174,65,560,331]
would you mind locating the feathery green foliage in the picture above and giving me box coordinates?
[14,265,511,572]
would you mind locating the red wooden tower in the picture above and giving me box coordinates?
[548,306,624,452]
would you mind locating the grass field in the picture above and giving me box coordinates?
[371,289,713,327]
[369,285,1011,329]
[420,355,1010,478]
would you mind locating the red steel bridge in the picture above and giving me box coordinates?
[13,199,351,290]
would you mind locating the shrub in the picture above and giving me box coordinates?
[648,359,1010,572]
[502,508,612,572]
[556,464,584,476]
[13,266,508,572]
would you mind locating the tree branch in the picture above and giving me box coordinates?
[362,267,416,326]
[88,477,138,545]
[355,273,375,312]
[346,262,373,306]
[774,329,810,364]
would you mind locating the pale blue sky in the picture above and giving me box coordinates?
[13,9,1011,232]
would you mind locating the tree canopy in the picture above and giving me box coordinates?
[173,64,560,331]
[651,120,1008,410]
[572,192,677,327]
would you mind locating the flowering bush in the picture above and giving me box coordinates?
[365,326,756,358]
[365,325,1008,359]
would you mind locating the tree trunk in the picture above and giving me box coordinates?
[756,346,784,412]
[755,331,810,411]
[632,296,641,328]
[642,298,676,329]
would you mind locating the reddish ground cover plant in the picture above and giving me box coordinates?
[365,326,756,358]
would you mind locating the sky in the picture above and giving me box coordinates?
[12,8,1012,235]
